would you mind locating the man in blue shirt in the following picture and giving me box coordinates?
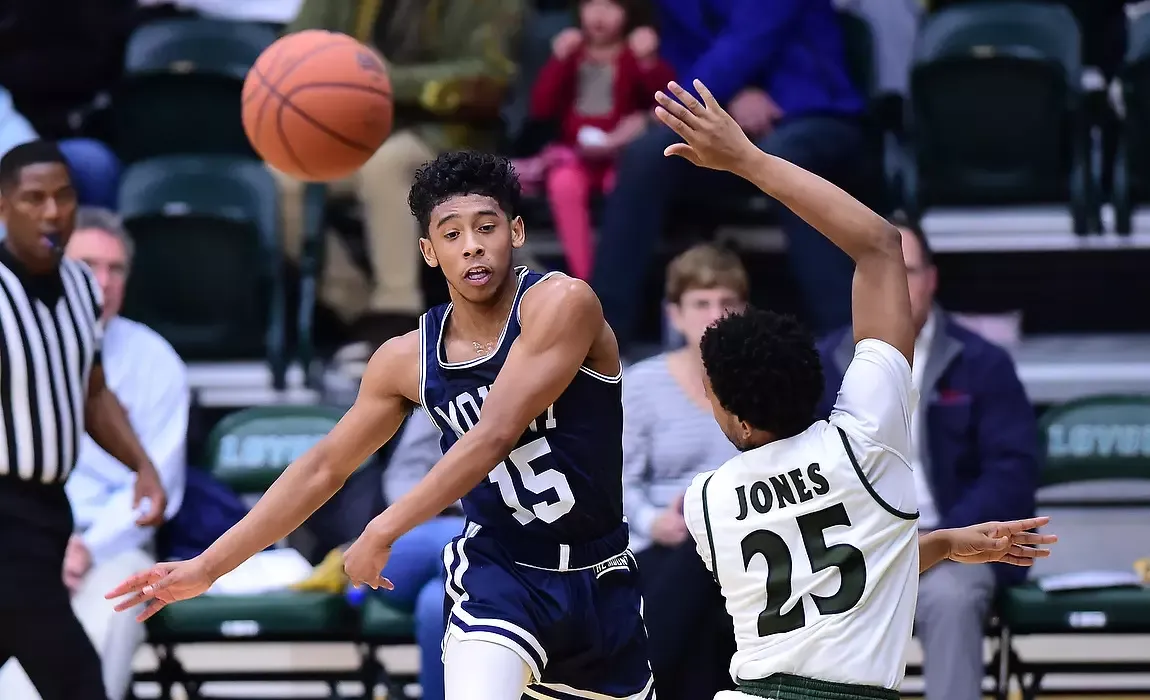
[591,0,865,348]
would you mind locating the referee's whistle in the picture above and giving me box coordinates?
[44,232,63,254]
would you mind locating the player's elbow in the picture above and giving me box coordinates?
[472,423,521,461]
[852,222,904,266]
[308,443,359,493]
[870,222,904,257]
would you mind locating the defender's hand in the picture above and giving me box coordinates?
[946,516,1057,566]
[654,79,758,173]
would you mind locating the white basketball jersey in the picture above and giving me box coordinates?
[684,339,921,691]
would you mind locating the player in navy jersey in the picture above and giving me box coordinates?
[108,151,652,700]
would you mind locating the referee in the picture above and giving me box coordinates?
[0,141,166,700]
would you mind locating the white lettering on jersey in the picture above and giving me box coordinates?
[433,387,572,525]
[433,385,556,438]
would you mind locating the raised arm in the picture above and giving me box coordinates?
[107,333,419,619]
[344,277,609,587]
[653,79,915,363]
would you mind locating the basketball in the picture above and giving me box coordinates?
[242,31,393,181]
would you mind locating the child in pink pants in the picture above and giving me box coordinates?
[528,0,674,280]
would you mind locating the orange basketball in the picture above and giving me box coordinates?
[242,31,393,181]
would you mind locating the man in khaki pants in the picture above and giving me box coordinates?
[279,0,524,359]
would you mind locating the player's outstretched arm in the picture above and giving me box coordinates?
[105,334,418,620]
[654,79,914,363]
[345,277,609,588]
[918,516,1057,574]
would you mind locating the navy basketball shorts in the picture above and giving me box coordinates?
[442,523,654,700]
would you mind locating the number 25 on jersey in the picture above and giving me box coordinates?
[742,502,868,637]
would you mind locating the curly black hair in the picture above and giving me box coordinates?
[0,140,68,193]
[700,307,824,440]
[408,151,522,235]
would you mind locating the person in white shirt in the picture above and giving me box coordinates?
[0,206,189,700]
[651,79,1054,700]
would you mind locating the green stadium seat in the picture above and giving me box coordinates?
[206,405,350,492]
[117,155,290,384]
[903,2,1098,233]
[361,595,417,640]
[140,405,377,698]
[1113,13,1150,233]
[997,395,1150,699]
[114,19,276,163]
[1001,584,1150,634]
[147,591,354,639]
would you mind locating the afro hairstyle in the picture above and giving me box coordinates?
[408,151,522,235]
[700,306,824,440]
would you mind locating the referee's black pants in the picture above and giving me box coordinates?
[0,478,108,700]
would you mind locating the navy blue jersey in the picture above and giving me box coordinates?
[419,268,625,547]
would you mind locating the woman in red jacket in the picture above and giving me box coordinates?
[528,0,674,280]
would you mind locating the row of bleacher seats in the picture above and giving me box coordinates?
[135,395,1150,699]
[108,2,1150,382]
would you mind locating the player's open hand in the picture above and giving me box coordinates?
[105,558,215,622]
[946,516,1057,566]
[342,530,395,591]
[654,79,757,174]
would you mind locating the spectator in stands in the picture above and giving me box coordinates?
[277,0,524,361]
[0,207,188,700]
[525,0,674,280]
[623,244,746,700]
[816,220,1041,700]
[591,0,864,351]
[0,89,121,211]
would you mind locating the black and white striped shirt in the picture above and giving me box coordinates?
[0,247,103,485]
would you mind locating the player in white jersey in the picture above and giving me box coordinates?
[652,80,1056,700]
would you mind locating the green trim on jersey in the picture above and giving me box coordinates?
[701,472,720,583]
[738,673,899,700]
[836,427,919,521]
